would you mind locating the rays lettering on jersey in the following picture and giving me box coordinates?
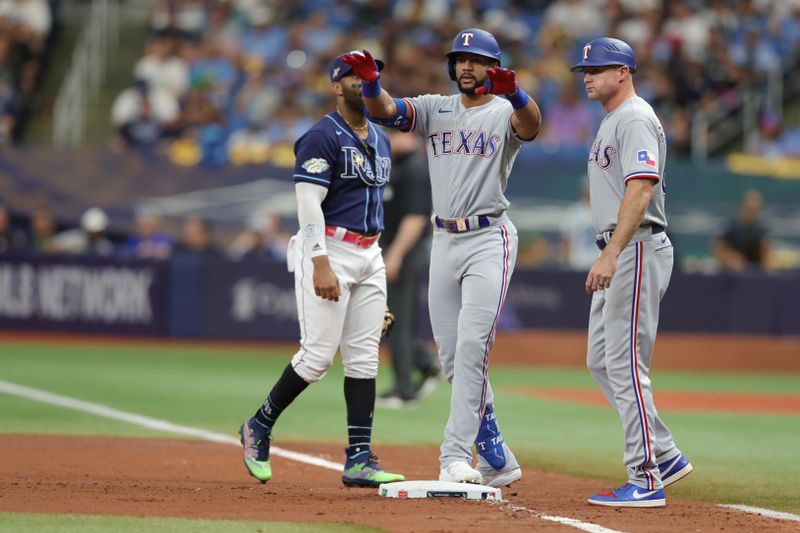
[427,130,501,158]
[340,146,391,186]
[589,137,617,169]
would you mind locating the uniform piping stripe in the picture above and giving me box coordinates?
[406,98,417,132]
[292,237,309,371]
[623,171,660,183]
[324,115,360,142]
[478,225,511,416]
[629,242,654,489]
[363,187,370,233]
[294,174,331,185]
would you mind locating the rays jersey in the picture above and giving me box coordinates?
[587,96,667,233]
[293,112,391,234]
[405,94,528,218]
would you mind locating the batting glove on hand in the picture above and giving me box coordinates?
[475,67,517,96]
[381,306,396,338]
[342,50,380,82]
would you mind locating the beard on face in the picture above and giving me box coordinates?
[342,85,365,114]
[457,74,484,95]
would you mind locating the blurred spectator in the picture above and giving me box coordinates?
[558,181,597,271]
[174,215,222,257]
[0,0,52,95]
[27,204,55,253]
[51,207,115,256]
[0,203,27,252]
[111,79,179,150]
[228,206,288,262]
[149,0,208,41]
[746,112,800,159]
[187,38,238,110]
[134,31,190,99]
[541,82,595,150]
[237,6,288,73]
[120,208,173,259]
[543,0,606,41]
[229,64,279,131]
[168,83,227,166]
[714,189,771,272]
[730,23,782,77]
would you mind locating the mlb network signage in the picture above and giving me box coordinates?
[0,254,168,334]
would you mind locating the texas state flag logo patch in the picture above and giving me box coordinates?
[637,149,657,167]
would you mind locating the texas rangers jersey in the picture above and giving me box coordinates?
[293,112,391,234]
[407,94,526,219]
[587,96,667,233]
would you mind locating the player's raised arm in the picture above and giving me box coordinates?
[342,50,412,130]
[476,67,541,140]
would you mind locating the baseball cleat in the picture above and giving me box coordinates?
[588,483,665,508]
[475,406,506,470]
[439,461,483,484]
[479,465,522,488]
[239,417,272,483]
[341,452,405,488]
[658,453,693,487]
[477,443,522,487]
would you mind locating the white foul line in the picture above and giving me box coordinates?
[0,379,342,471]
[719,504,800,523]
[4,380,798,528]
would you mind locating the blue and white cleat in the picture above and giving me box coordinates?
[588,483,665,508]
[658,453,693,487]
[475,406,506,469]
[475,406,522,487]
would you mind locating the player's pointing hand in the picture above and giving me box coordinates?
[342,50,380,82]
[475,67,518,96]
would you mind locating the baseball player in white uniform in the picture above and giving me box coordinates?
[343,28,542,487]
[572,37,693,507]
[238,53,405,489]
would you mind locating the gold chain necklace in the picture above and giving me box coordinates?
[338,108,368,133]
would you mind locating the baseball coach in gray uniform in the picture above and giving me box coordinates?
[572,37,693,508]
[343,28,541,487]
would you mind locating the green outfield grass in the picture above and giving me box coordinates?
[1,339,799,518]
[0,513,378,532]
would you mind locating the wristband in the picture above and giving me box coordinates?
[362,78,382,98]
[505,84,530,110]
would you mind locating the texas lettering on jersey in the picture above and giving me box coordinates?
[589,137,617,169]
[340,146,391,186]
[427,129,502,158]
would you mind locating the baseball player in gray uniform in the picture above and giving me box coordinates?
[343,28,541,487]
[572,37,693,508]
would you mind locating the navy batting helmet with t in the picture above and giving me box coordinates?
[446,28,501,81]
[571,37,637,73]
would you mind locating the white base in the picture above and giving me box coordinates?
[378,480,502,501]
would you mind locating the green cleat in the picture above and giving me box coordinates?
[342,451,406,488]
[239,418,272,483]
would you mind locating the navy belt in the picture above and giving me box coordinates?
[434,215,491,233]
[596,224,664,251]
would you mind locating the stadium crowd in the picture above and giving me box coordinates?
[109,0,800,163]
[2,0,797,272]
[0,201,292,262]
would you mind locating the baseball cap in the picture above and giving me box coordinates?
[328,52,384,82]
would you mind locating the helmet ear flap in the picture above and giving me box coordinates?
[448,57,456,81]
